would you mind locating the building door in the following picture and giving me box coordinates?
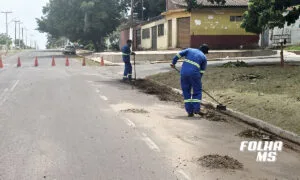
[151,26,157,50]
[177,17,190,48]
[168,20,172,47]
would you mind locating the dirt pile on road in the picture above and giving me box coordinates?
[133,79,183,102]
[237,129,269,139]
[121,108,149,114]
[198,154,243,170]
[204,109,227,122]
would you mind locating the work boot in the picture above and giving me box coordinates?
[195,110,208,116]
[121,78,128,83]
[188,113,194,117]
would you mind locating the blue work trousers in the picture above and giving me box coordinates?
[180,74,202,114]
[123,62,132,80]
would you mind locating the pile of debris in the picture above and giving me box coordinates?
[198,154,243,170]
[133,79,183,102]
[222,60,249,68]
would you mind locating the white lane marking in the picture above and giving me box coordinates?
[96,89,100,93]
[124,118,136,128]
[99,95,108,101]
[10,80,19,92]
[141,133,160,152]
[176,170,191,180]
[0,97,7,106]
[0,88,8,106]
[0,88,9,98]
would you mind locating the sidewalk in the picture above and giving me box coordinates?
[77,49,300,67]
[77,49,279,63]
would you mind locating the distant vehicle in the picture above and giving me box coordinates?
[63,45,76,55]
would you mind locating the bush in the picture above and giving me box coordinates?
[84,43,95,51]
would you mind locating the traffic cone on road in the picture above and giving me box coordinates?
[65,56,70,66]
[51,56,56,66]
[100,57,104,66]
[17,57,21,67]
[82,57,86,66]
[34,57,39,67]
[0,57,3,68]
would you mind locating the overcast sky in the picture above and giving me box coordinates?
[1,0,49,49]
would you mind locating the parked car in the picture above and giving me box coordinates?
[63,45,76,55]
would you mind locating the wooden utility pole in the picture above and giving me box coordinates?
[1,11,12,35]
[13,20,20,47]
[1,11,12,51]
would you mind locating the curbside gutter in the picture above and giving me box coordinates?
[148,79,300,145]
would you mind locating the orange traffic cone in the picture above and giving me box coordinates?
[34,57,38,67]
[65,56,69,66]
[17,57,21,67]
[51,56,56,66]
[100,57,104,66]
[0,57,3,68]
[82,57,86,66]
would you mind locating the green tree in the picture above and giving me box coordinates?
[0,33,12,46]
[241,0,300,66]
[14,39,25,48]
[37,0,124,51]
[241,0,300,34]
[121,0,166,21]
[46,35,67,49]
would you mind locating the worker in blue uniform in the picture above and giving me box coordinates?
[171,44,209,117]
[122,40,135,81]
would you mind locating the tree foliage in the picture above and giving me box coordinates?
[241,0,300,34]
[46,35,68,49]
[122,0,165,21]
[36,0,124,51]
[0,34,12,46]
[14,39,25,48]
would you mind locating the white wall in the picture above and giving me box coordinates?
[268,17,300,46]
[141,19,168,50]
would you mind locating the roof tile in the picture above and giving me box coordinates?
[171,0,248,7]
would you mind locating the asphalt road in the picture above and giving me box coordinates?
[0,50,175,180]
[0,50,300,180]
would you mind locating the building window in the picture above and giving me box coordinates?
[136,29,141,45]
[142,28,150,39]
[158,24,164,36]
[230,16,243,22]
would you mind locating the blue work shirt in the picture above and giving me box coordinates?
[172,48,207,76]
[122,45,131,63]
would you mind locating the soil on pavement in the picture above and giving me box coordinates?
[120,108,149,114]
[132,79,183,103]
[198,154,243,170]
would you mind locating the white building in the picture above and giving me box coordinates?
[262,16,300,47]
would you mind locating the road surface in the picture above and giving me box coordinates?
[0,50,299,180]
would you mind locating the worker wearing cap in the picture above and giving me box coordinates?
[122,40,135,81]
[171,44,209,117]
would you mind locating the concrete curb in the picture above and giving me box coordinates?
[148,79,300,145]
[77,54,122,66]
